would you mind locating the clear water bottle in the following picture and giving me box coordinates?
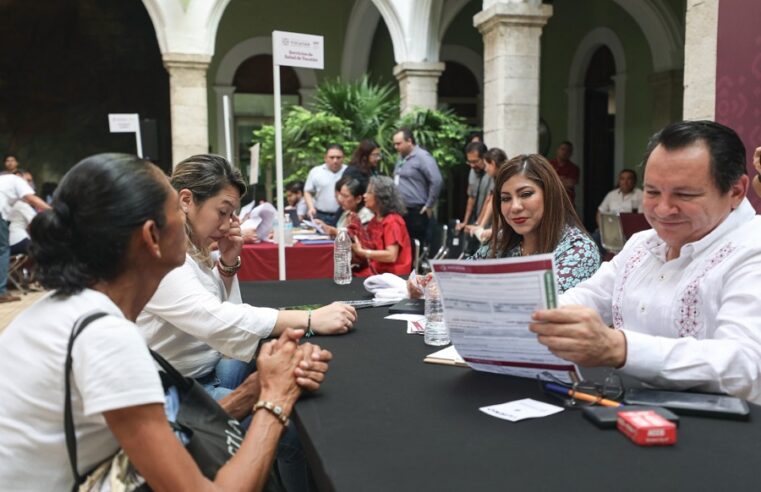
[283,213,294,246]
[333,228,352,285]
[424,276,450,346]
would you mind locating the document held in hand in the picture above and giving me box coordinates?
[430,254,579,383]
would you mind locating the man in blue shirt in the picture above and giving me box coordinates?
[392,128,443,246]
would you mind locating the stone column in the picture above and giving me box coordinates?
[474,2,552,154]
[163,53,212,165]
[393,62,446,115]
[683,0,718,120]
[649,70,683,131]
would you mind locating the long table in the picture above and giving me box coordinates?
[241,279,760,492]
[239,243,333,281]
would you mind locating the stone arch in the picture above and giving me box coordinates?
[213,36,318,158]
[440,44,483,90]
[613,0,683,72]
[369,0,408,62]
[341,0,382,80]
[439,0,472,42]
[140,0,233,55]
[566,27,627,216]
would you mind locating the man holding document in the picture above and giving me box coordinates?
[531,121,761,404]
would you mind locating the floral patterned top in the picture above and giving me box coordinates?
[470,225,600,293]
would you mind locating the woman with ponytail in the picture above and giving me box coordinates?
[0,153,310,491]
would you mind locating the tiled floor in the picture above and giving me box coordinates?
[0,289,46,334]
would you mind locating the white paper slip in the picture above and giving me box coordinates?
[423,345,467,367]
[479,398,564,422]
[385,314,426,322]
[426,345,463,363]
[431,255,580,383]
[407,319,425,335]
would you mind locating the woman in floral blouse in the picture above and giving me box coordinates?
[470,154,600,292]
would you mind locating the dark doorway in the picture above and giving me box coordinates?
[582,46,616,230]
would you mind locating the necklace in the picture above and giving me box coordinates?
[519,241,535,256]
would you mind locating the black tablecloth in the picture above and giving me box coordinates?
[241,279,760,492]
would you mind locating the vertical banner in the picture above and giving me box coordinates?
[272,31,324,280]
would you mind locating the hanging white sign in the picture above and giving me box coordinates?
[272,30,324,69]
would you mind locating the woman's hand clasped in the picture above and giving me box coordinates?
[256,329,303,413]
[295,343,333,392]
[311,302,357,335]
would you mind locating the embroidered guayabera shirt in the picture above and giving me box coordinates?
[561,199,761,404]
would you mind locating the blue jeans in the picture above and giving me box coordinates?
[199,358,311,492]
[0,220,9,296]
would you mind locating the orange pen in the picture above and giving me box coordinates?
[545,383,621,407]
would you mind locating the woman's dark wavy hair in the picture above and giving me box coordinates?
[349,139,380,176]
[489,154,587,257]
[29,153,168,296]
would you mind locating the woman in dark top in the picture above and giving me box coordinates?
[343,139,381,188]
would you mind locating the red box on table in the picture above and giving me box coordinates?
[617,410,677,446]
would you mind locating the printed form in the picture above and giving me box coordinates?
[431,254,579,383]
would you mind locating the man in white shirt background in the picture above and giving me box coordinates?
[304,144,347,226]
[530,120,761,404]
[0,172,50,302]
[9,170,37,255]
[596,168,643,221]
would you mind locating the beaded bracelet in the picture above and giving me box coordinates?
[253,400,289,427]
[217,256,241,277]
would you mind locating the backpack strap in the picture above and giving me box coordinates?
[64,312,109,490]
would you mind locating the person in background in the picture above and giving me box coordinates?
[3,154,19,174]
[549,141,580,204]
[532,120,761,404]
[9,169,37,255]
[285,180,308,219]
[470,154,600,293]
[0,170,50,302]
[392,128,443,247]
[353,175,412,276]
[314,175,374,238]
[0,153,312,491]
[304,144,347,225]
[596,168,643,222]
[344,139,381,189]
[465,147,508,245]
[457,141,492,255]
[593,168,644,253]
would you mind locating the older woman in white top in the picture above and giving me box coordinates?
[0,153,315,491]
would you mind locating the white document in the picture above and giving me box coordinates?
[385,314,425,322]
[431,255,579,383]
[301,219,325,234]
[480,399,564,422]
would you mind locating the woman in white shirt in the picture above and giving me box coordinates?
[138,154,356,395]
[0,153,317,491]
